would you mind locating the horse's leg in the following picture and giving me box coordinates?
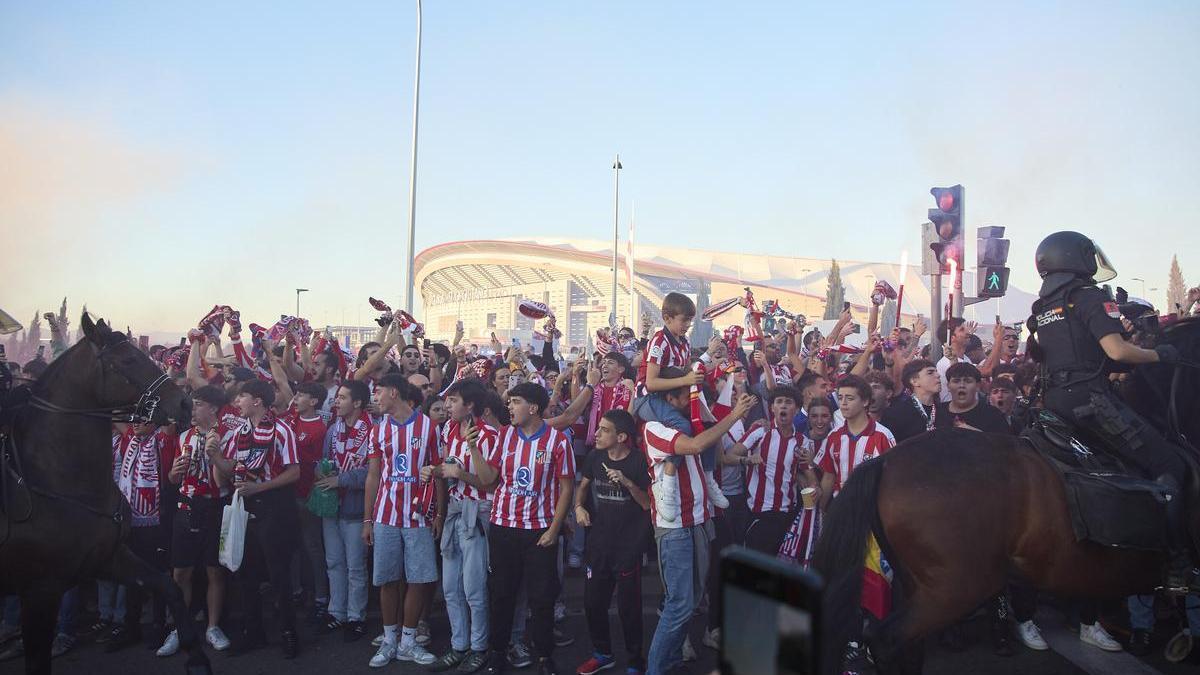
[18,585,60,675]
[105,544,212,675]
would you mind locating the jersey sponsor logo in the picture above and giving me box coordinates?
[512,466,537,496]
[1036,307,1065,327]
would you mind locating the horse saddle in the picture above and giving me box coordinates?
[1022,410,1172,551]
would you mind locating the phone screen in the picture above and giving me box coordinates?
[721,549,820,675]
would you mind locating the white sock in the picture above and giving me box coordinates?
[400,626,416,650]
[383,624,398,645]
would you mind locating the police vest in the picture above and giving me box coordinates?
[1029,281,1111,382]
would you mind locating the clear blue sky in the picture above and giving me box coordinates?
[2,1,1197,334]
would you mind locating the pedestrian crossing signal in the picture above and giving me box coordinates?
[978,266,1010,298]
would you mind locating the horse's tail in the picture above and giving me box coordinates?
[812,455,886,675]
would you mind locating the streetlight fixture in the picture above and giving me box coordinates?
[1131,277,1146,298]
[403,0,423,313]
[296,288,309,317]
[610,154,622,329]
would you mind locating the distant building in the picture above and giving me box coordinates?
[414,238,1036,349]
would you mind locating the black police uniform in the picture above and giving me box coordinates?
[1031,278,1189,550]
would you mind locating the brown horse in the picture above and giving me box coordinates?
[0,315,211,675]
[813,317,1200,675]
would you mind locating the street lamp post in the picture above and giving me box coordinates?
[610,154,622,329]
[296,288,309,317]
[1131,277,1146,298]
[404,0,423,313]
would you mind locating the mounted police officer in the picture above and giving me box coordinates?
[1029,231,1195,592]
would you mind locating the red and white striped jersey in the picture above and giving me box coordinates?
[441,419,499,502]
[176,426,225,503]
[488,422,575,530]
[778,507,821,568]
[814,420,895,498]
[328,412,373,474]
[367,410,440,527]
[643,421,710,528]
[636,329,691,394]
[222,412,299,485]
[741,425,807,513]
[217,405,246,446]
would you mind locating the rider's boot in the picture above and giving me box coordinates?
[1157,475,1198,594]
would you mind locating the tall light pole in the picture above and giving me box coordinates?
[1131,277,1146,298]
[404,0,423,313]
[610,154,622,329]
[296,288,309,317]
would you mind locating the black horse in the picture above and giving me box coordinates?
[814,316,1200,675]
[0,314,211,675]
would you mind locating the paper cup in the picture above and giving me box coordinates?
[800,487,817,509]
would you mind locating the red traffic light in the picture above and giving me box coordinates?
[938,192,954,211]
[930,185,962,215]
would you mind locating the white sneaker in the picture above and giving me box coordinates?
[396,642,437,665]
[155,629,179,657]
[369,640,397,668]
[1017,621,1048,651]
[371,632,385,647]
[205,626,231,651]
[415,620,431,646]
[702,627,721,650]
[682,635,697,661]
[1080,622,1122,652]
[705,472,729,509]
[656,475,680,522]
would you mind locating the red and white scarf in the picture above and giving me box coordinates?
[585,381,632,445]
[331,411,373,473]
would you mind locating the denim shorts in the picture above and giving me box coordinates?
[373,523,439,585]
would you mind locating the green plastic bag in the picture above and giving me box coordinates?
[306,459,340,518]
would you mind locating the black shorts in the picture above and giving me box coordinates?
[170,497,224,569]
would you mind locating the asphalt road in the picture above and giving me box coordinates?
[2,564,1196,675]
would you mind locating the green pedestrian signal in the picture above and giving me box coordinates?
[987,272,1001,291]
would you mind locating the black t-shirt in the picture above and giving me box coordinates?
[880,396,936,443]
[934,400,1014,435]
[581,448,651,570]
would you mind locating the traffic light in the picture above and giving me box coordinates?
[977,225,1010,298]
[928,185,964,273]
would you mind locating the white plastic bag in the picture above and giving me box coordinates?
[218,489,248,572]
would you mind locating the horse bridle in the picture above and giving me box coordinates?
[27,340,174,423]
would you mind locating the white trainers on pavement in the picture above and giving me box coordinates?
[396,642,437,664]
[155,630,179,657]
[205,626,231,651]
[1016,621,1048,651]
[369,641,397,668]
[1080,622,1122,652]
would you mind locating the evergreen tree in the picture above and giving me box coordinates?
[823,259,846,319]
[1167,255,1186,314]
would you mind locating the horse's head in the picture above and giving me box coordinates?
[78,313,189,426]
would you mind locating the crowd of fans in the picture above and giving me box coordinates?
[1,285,1199,674]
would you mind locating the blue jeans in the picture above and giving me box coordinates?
[647,526,708,675]
[323,518,368,622]
[97,581,126,623]
[442,504,491,652]
[55,587,78,636]
[1128,594,1200,633]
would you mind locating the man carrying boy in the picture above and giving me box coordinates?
[641,372,755,675]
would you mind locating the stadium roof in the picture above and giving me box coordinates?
[415,238,1037,323]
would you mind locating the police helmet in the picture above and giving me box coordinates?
[1034,231,1117,283]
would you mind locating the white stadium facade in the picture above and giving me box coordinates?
[414,238,1036,350]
